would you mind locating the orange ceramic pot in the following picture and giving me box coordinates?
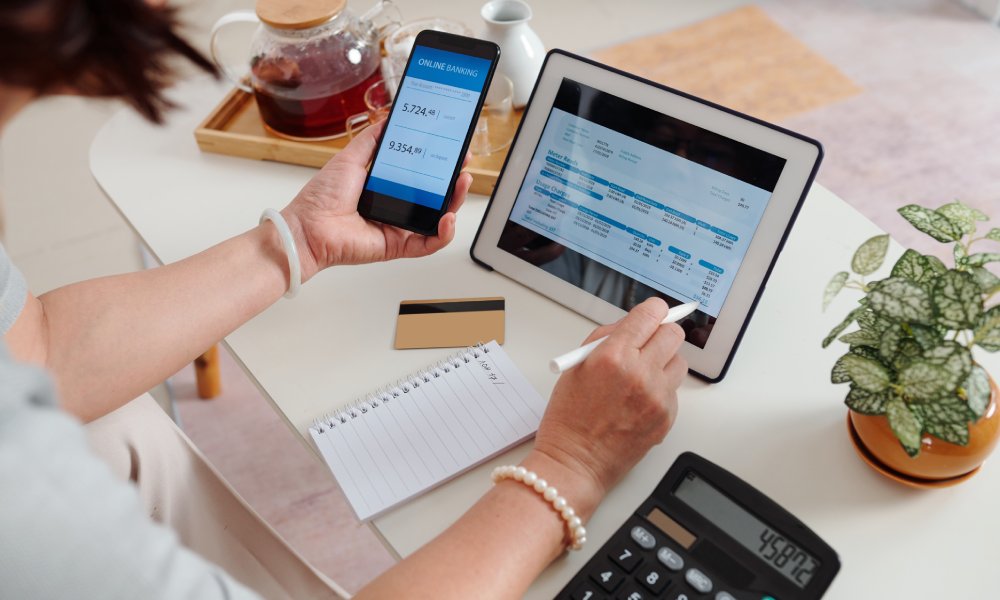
[849,375,1000,484]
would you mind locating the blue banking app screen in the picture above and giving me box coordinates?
[366,46,492,210]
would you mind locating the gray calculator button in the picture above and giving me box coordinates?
[630,526,656,549]
[656,547,684,571]
[685,568,713,593]
[716,592,737,600]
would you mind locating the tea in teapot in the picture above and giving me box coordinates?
[211,0,400,140]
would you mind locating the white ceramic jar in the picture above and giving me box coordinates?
[479,0,545,107]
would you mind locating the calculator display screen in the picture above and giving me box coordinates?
[674,471,820,589]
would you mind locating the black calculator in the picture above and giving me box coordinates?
[555,452,840,600]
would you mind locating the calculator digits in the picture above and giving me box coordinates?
[556,452,840,600]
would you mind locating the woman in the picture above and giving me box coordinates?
[0,1,687,598]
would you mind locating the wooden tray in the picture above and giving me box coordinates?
[194,87,521,196]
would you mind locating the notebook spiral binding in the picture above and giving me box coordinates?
[310,343,491,434]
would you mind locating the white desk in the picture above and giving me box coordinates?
[92,77,1000,599]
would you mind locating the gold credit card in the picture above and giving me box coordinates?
[394,297,505,349]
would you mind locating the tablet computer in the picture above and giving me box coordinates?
[471,50,822,381]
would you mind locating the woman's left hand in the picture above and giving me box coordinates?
[282,120,472,281]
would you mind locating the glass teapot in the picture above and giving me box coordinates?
[210,0,400,140]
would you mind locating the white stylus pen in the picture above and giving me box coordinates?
[548,300,700,374]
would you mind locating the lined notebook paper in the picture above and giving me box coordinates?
[309,341,546,520]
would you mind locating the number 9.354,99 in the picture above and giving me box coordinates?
[387,140,423,156]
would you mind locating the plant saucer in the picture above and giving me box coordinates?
[846,415,980,489]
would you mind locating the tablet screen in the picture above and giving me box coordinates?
[497,79,786,348]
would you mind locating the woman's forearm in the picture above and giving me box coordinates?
[3,122,467,423]
[27,223,289,421]
[355,450,604,600]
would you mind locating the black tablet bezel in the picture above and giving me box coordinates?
[470,49,822,382]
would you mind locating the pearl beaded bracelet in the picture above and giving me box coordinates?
[491,465,587,551]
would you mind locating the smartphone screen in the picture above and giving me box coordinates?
[359,32,499,234]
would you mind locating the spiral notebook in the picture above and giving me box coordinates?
[309,341,546,520]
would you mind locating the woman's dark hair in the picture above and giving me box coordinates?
[0,0,217,123]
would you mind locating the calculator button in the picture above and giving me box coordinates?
[590,565,625,593]
[630,525,657,549]
[636,564,670,595]
[570,581,607,600]
[609,544,643,573]
[616,583,649,600]
[685,568,713,594]
[716,593,737,600]
[657,546,685,571]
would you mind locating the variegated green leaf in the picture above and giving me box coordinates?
[822,307,864,348]
[908,323,944,351]
[954,243,968,265]
[867,277,934,324]
[898,204,962,243]
[969,266,1000,295]
[840,329,882,346]
[974,305,1000,352]
[857,309,892,335]
[856,310,877,330]
[851,234,890,276]
[892,338,923,371]
[909,400,971,444]
[986,228,1000,242]
[909,399,972,424]
[822,271,849,311]
[965,252,1000,267]
[936,202,986,235]
[831,354,852,384]
[922,341,973,390]
[898,360,953,401]
[924,254,948,276]
[963,365,991,419]
[850,345,885,363]
[891,249,930,283]
[844,386,888,415]
[886,395,923,456]
[840,354,891,392]
[922,421,969,446]
[932,271,983,329]
[879,326,902,362]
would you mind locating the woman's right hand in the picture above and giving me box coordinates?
[354,298,688,599]
[530,298,688,515]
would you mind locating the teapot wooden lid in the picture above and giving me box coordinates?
[256,0,346,30]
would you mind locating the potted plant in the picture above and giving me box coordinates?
[823,201,1000,485]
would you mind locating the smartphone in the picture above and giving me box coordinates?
[358,31,500,235]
